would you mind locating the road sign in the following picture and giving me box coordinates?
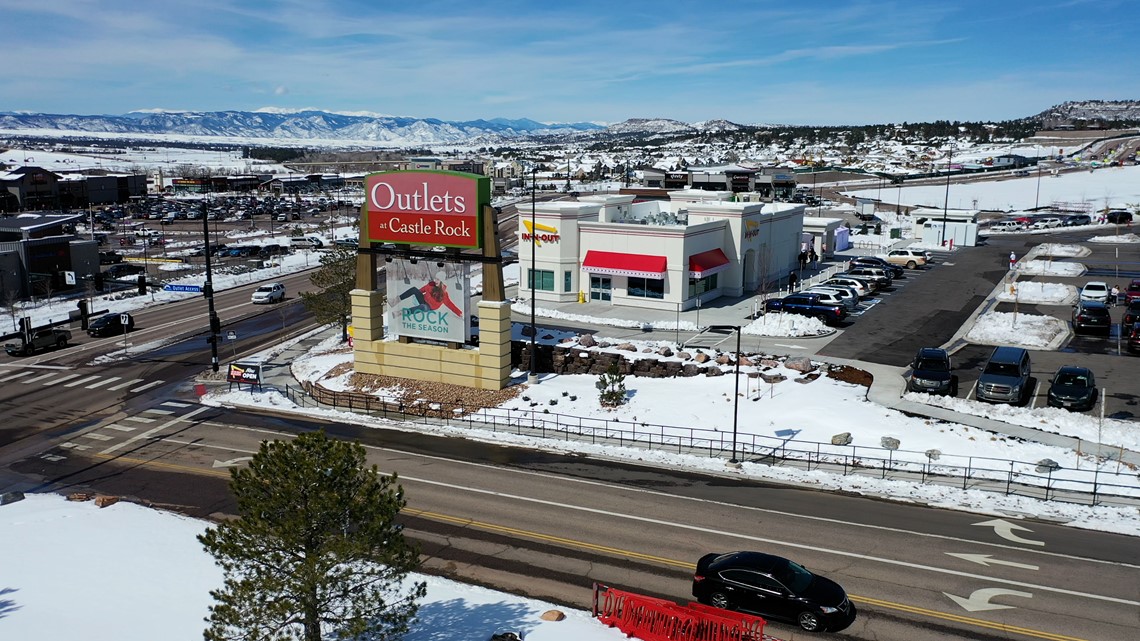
[64,271,76,285]
[121,314,131,326]
[162,284,202,293]
[226,331,237,341]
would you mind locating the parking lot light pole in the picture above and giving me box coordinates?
[529,163,538,385]
[941,144,954,247]
[710,325,742,463]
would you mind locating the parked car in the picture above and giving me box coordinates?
[1072,301,1111,335]
[1079,281,1110,303]
[98,251,124,265]
[103,263,146,279]
[1105,210,1133,224]
[820,277,868,297]
[1062,214,1092,227]
[762,292,848,325]
[988,220,1025,233]
[1046,366,1098,412]
[804,287,858,311]
[884,249,927,269]
[1031,217,1062,229]
[1127,322,1140,354]
[976,346,1031,405]
[843,267,892,290]
[87,312,134,338]
[692,551,857,633]
[1122,300,1140,328]
[1123,279,1140,305]
[251,282,286,304]
[906,347,957,396]
[850,256,904,278]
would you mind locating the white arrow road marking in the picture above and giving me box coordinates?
[946,553,1039,571]
[973,519,1045,546]
[211,456,253,468]
[944,588,1033,612]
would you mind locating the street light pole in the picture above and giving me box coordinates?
[941,145,954,247]
[201,196,220,372]
[529,163,538,385]
[1034,145,1043,211]
[711,325,742,463]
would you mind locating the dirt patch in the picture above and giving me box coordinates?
[825,364,873,387]
[347,372,524,415]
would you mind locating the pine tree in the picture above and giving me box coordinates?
[199,431,425,641]
[595,362,627,407]
[299,243,358,342]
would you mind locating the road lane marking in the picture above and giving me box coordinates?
[85,377,121,389]
[143,408,174,416]
[130,380,165,393]
[102,424,135,432]
[162,401,192,408]
[22,372,59,384]
[107,379,144,391]
[944,587,1033,612]
[946,553,1039,571]
[64,375,102,388]
[98,405,211,455]
[123,416,155,423]
[974,519,1045,546]
[43,374,80,386]
[86,447,1138,611]
[0,371,33,382]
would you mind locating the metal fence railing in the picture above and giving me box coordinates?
[282,382,1139,508]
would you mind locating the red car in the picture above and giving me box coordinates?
[1124,279,1140,305]
[1128,323,1140,355]
[1123,301,1140,328]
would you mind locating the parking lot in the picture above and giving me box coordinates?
[819,224,1140,420]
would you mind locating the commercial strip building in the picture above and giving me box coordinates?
[519,190,809,311]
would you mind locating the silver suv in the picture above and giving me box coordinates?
[976,346,1031,404]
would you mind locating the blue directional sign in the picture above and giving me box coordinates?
[163,284,202,293]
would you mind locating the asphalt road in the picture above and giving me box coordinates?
[10,406,1137,641]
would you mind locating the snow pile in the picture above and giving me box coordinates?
[964,312,1067,347]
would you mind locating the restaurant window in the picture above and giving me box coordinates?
[688,273,718,297]
[564,270,573,292]
[527,269,554,291]
[628,276,664,299]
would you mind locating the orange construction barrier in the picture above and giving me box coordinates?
[592,583,771,641]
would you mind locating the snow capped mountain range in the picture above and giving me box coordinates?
[0,109,606,146]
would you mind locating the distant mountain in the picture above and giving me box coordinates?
[1032,100,1140,126]
[0,109,605,146]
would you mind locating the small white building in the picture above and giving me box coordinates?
[518,191,806,310]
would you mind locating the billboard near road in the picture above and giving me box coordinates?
[364,170,488,248]
[386,259,471,342]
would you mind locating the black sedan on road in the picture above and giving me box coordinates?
[692,551,856,632]
[87,313,134,338]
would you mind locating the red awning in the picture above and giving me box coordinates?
[581,250,667,279]
[688,248,730,278]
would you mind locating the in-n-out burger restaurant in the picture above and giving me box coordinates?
[520,190,806,310]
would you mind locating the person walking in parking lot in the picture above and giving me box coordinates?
[1109,284,1120,307]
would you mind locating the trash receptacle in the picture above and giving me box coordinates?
[890,228,902,239]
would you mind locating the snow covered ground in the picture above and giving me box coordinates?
[0,493,624,641]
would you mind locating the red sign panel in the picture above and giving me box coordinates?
[364,170,488,248]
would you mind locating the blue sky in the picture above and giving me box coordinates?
[2,0,1136,125]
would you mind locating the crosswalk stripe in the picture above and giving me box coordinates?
[161,401,192,408]
[130,380,165,393]
[64,375,103,388]
[22,373,58,384]
[107,379,143,391]
[0,371,34,382]
[44,374,81,386]
[103,424,135,432]
[143,408,174,415]
[80,433,113,441]
[85,376,121,389]
[123,416,155,423]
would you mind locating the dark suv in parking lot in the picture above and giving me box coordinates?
[1072,301,1111,335]
[976,346,1031,404]
[906,347,956,396]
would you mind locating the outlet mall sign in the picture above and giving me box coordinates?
[364,170,489,248]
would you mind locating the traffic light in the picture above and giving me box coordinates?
[202,282,212,298]
[205,335,216,345]
[137,274,146,296]
[209,313,221,335]
[77,299,89,330]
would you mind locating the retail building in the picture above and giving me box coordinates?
[519,191,807,311]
